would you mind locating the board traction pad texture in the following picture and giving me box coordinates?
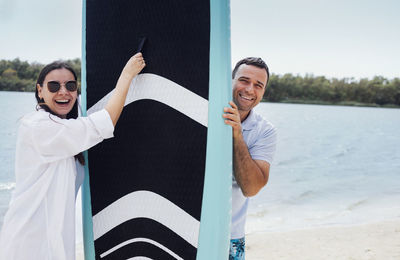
[85,0,212,259]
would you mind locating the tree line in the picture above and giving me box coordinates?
[0,58,81,92]
[1,58,399,107]
[266,73,400,107]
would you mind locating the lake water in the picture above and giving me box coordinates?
[1,91,399,238]
[249,101,400,233]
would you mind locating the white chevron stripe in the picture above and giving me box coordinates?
[127,257,153,260]
[87,73,208,127]
[100,237,183,259]
[92,190,200,248]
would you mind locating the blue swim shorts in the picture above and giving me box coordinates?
[229,237,245,260]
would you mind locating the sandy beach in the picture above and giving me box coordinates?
[76,219,400,259]
[246,219,400,260]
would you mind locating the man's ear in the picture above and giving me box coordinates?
[37,84,42,99]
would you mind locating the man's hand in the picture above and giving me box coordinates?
[223,101,242,138]
[223,101,270,197]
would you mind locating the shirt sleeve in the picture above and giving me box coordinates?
[29,109,114,163]
[248,125,277,165]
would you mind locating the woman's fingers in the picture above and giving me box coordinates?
[133,53,146,68]
[133,52,143,58]
[123,52,146,78]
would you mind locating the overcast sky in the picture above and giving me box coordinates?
[1,0,399,79]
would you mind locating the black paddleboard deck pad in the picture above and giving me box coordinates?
[82,1,232,259]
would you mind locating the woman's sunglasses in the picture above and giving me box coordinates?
[46,81,78,93]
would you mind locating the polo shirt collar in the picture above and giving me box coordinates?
[241,110,257,131]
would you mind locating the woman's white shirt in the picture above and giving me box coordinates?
[0,109,114,260]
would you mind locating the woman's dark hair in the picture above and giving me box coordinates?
[35,61,85,165]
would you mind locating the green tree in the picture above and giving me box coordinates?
[2,68,17,78]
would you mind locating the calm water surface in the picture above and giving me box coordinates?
[0,92,36,221]
[248,102,400,232]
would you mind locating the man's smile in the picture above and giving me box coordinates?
[239,93,255,101]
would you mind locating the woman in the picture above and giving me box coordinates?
[0,53,145,259]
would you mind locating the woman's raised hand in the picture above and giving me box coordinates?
[121,52,146,81]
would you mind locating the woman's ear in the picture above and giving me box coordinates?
[37,84,42,99]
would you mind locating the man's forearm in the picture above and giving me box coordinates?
[233,133,268,197]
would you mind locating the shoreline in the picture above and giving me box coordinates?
[1,91,399,109]
[264,99,400,109]
[246,219,400,260]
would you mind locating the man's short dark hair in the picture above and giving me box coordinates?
[232,57,270,86]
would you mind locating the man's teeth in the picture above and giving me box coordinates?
[240,94,253,100]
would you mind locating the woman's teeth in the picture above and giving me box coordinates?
[55,100,69,104]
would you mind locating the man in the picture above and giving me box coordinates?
[223,57,277,260]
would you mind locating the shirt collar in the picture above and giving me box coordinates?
[241,110,257,131]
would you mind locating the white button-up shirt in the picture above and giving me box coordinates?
[0,109,114,260]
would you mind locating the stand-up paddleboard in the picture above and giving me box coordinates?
[81,1,232,259]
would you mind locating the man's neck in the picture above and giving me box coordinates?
[239,110,251,123]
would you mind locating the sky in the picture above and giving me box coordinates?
[1,0,399,79]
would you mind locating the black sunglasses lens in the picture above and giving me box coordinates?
[47,81,61,92]
[66,81,77,91]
